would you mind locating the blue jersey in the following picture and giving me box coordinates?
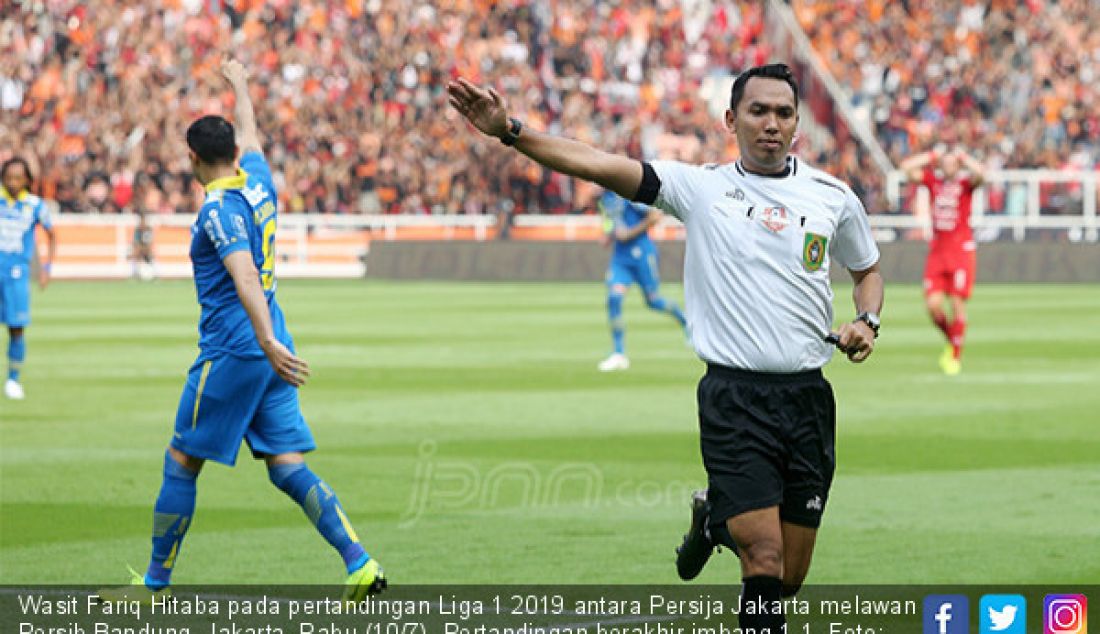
[598,191,656,261]
[0,188,52,279]
[190,151,290,358]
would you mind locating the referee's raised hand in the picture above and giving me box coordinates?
[447,78,509,139]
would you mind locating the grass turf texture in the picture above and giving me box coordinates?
[1,280,1098,585]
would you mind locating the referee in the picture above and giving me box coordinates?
[448,63,882,631]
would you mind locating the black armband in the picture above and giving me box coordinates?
[633,161,661,205]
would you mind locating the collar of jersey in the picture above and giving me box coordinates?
[204,169,248,193]
[0,186,29,204]
[736,157,795,179]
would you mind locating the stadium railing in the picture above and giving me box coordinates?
[43,168,1096,279]
[883,169,1099,243]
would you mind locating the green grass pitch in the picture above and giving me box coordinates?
[1,280,1098,585]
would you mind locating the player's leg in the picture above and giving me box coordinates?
[639,252,688,333]
[946,252,975,364]
[6,326,26,399]
[727,508,788,632]
[599,262,630,371]
[249,368,385,598]
[143,356,262,589]
[143,446,205,590]
[694,366,787,632]
[924,255,951,339]
[779,522,817,596]
[4,274,30,399]
[778,368,835,596]
[925,261,960,373]
[925,290,949,337]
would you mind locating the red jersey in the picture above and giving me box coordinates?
[923,167,975,252]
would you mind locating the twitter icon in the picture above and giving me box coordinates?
[981,595,1026,634]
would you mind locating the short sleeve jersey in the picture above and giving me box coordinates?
[191,151,290,358]
[650,157,880,372]
[598,191,656,260]
[0,189,52,279]
[922,167,975,253]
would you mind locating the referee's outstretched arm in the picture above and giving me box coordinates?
[447,78,644,201]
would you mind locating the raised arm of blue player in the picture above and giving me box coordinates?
[220,57,263,157]
[222,251,310,387]
[447,77,643,201]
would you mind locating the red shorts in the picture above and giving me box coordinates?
[924,249,976,299]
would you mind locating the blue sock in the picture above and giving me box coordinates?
[146,451,198,589]
[8,333,25,381]
[607,292,625,354]
[646,295,688,330]
[269,463,369,573]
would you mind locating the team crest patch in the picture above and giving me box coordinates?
[803,233,827,271]
[761,206,790,232]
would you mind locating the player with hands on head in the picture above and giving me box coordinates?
[899,146,984,375]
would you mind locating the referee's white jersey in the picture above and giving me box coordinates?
[650,157,880,372]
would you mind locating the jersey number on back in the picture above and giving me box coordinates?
[260,218,276,291]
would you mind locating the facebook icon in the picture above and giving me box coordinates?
[925,595,970,634]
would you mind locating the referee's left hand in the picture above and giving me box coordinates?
[836,320,875,363]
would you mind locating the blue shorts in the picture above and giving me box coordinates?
[171,354,316,466]
[0,273,31,327]
[606,251,661,295]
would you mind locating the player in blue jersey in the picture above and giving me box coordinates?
[597,190,687,372]
[99,58,384,602]
[0,157,57,400]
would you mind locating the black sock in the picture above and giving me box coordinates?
[739,575,786,633]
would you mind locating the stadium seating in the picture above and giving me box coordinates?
[1,1,1097,216]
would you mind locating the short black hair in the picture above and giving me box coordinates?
[186,115,237,165]
[1,157,33,187]
[729,63,799,111]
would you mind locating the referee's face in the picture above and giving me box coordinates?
[726,77,798,174]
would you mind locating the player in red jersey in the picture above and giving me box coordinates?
[900,149,985,375]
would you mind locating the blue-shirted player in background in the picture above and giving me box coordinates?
[99,58,384,602]
[597,190,687,372]
[0,157,57,400]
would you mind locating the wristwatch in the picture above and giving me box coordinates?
[855,312,880,338]
[500,117,523,146]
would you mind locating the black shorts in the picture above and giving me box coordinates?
[698,363,836,529]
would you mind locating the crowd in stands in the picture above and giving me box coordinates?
[1,0,1097,217]
[796,0,1100,214]
[0,0,774,216]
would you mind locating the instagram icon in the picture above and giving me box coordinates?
[1045,595,1088,634]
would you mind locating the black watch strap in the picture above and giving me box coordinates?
[856,312,880,338]
[500,117,522,146]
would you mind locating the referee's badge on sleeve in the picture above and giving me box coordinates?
[803,233,828,271]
